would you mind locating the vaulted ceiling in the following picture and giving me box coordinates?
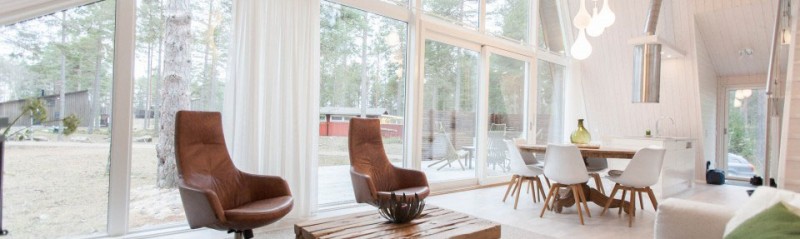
[0,0,96,26]
[694,0,785,77]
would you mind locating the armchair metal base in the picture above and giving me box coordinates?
[229,229,254,239]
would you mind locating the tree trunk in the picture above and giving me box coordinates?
[58,11,67,140]
[200,0,213,111]
[359,22,369,118]
[157,0,192,189]
[89,36,103,134]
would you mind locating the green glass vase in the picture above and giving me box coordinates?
[570,119,592,144]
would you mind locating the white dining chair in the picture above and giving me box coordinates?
[600,146,666,227]
[502,140,547,209]
[586,157,608,195]
[539,144,592,225]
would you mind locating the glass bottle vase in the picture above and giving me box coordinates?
[570,119,592,144]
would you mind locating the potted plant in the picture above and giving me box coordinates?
[0,98,80,236]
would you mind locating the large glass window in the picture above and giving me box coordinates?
[486,53,527,176]
[535,60,565,144]
[421,40,479,182]
[486,0,530,43]
[423,0,480,29]
[129,0,232,230]
[0,1,115,236]
[318,1,408,206]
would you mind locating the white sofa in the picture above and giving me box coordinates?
[655,186,800,239]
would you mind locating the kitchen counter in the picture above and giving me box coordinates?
[606,137,696,199]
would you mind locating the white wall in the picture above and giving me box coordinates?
[696,25,719,170]
[566,0,707,180]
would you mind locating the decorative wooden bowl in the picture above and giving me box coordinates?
[377,193,425,223]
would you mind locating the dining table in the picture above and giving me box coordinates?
[517,144,637,214]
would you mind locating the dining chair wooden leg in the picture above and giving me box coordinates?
[503,175,519,202]
[544,176,551,188]
[577,185,591,218]
[601,183,620,216]
[618,188,628,216]
[529,179,537,203]
[571,185,585,225]
[646,187,658,211]
[628,188,636,227]
[536,178,547,204]
[513,177,524,209]
[540,184,559,217]
[638,191,644,210]
[591,173,605,195]
[527,178,531,194]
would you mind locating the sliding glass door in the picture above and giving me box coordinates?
[723,87,766,180]
[421,39,480,183]
[485,51,530,177]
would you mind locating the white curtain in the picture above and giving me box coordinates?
[223,0,320,217]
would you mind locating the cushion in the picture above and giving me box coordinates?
[724,202,800,239]
[724,187,800,236]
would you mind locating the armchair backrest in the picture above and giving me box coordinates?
[348,118,398,192]
[175,111,249,210]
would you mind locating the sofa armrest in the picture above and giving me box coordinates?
[655,198,735,239]
[393,166,429,189]
[350,168,378,204]
[178,182,226,228]
[240,171,292,199]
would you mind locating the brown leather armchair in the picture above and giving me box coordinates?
[175,111,293,239]
[348,118,430,207]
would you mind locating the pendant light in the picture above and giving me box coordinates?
[573,0,592,29]
[586,4,605,37]
[571,29,592,60]
[597,0,616,28]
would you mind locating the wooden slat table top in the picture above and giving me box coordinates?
[517,144,637,159]
[294,206,500,239]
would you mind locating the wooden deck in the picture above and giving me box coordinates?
[294,206,500,239]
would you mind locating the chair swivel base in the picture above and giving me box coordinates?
[228,229,254,239]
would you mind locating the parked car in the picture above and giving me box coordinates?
[727,153,756,178]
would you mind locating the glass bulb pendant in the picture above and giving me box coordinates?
[571,29,592,60]
[586,6,605,37]
[573,0,592,29]
[597,0,616,28]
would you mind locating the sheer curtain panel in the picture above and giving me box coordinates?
[223,0,320,217]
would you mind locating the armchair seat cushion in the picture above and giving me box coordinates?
[377,186,430,201]
[225,196,294,223]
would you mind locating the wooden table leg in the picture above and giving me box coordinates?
[552,183,630,214]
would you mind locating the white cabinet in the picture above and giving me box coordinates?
[607,137,696,199]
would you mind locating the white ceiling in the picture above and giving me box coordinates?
[694,0,785,77]
[0,0,96,26]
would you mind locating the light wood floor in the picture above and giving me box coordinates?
[425,182,752,238]
[149,182,752,239]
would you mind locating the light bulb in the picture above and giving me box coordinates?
[734,99,742,108]
[573,0,592,29]
[742,89,753,98]
[571,30,592,60]
[586,7,605,37]
[735,90,745,100]
[597,0,616,28]
[783,28,792,45]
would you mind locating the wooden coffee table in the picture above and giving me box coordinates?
[294,206,500,239]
